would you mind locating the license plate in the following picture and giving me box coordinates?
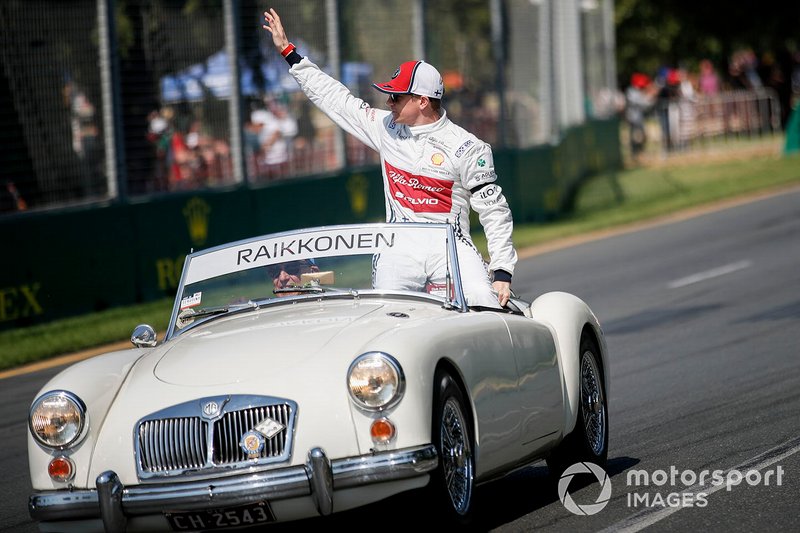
[165,501,275,530]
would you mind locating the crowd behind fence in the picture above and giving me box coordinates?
[623,51,796,163]
[653,89,782,155]
[0,0,617,215]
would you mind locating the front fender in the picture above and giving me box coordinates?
[530,292,607,437]
[28,348,150,489]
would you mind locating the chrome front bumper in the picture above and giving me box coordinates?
[30,444,438,531]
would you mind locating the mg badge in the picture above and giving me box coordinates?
[240,431,265,459]
[202,401,219,417]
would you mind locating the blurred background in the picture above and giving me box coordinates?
[0,0,797,330]
[0,0,620,212]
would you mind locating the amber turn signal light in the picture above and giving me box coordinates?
[370,418,396,443]
[48,456,75,482]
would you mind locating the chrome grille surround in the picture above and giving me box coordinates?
[135,395,297,480]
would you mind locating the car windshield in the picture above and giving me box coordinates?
[167,223,465,337]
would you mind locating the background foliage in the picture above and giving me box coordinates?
[615,0,800,85]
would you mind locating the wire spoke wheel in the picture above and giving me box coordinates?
[546,333,608,477]
[440,396,473,514]
[431,373,475,522]
[580,349,606,456]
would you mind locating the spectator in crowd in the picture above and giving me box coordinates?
[146,110,171,192]
[252,98,298,181]
[185,119,206,184]
[146,107,195,191]
[148,109,234,190]
[64,80,102,196]
[760,50,794,128]
[674,68,698,150]
[657,68,681,152]
[624,72,656,162]
[792,51,800,108]
[698,59,720,96]
[244,104,264,180]
[166,113,196,191]
[291,97,317,174]
[729,49,763,90]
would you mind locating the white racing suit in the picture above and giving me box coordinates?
[289,57,517,308]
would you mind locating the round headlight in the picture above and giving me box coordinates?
[347,353,405,410]
[29,391,86,449]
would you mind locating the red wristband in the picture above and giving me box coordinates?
[280,43,296,57]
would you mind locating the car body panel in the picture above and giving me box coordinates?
[27,223,606,530]
[530,291,608,435]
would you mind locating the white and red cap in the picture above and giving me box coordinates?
[372,60,444,99]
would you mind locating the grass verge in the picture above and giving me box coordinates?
[0,299,173,371]
[2,144,798,372]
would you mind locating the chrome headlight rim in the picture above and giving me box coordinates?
[347,352,405,412]
[29,390,87,450]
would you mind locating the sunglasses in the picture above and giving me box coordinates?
[389,93,415,103]
[268,261,311,279]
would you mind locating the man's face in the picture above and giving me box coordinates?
[387,93,422,125]
[270,261,317,291]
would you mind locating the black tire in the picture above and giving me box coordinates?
[547,333,609,478]
[428,371,476,526]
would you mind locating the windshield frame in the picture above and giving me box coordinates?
[165,223,467,340]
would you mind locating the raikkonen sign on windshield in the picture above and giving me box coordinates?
[185,227,404,285]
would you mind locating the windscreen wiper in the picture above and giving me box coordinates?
[176,301,257,329]
[273,285,325,294]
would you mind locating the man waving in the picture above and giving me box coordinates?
[263,8,517,308]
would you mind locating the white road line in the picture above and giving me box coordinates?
[598,435,800,533]
[668,260,752,289]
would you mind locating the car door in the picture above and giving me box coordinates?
[503,315,564,454]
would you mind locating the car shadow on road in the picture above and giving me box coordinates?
[257,456,639,532]
[470,455,640,531]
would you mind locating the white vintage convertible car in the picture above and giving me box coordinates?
[28,223,608,531]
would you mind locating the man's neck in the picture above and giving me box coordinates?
[411,110,441,127]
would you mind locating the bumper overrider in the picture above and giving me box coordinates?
[30,444,438,532]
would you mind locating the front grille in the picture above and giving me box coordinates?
[213,403,291,464]
[138,417,208,473]
[135,395,297,479]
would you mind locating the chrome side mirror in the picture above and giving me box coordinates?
[131,324,157,348]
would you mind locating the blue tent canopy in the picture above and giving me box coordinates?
[160,49,301,103]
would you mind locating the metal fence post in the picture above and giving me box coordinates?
[326,0,345,169]
[412,0,424,60]
[97,0,127,201]
[490,0,507,147]
[224,0,246,185]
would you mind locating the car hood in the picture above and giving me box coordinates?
[154,301,396,386]
[62,299,450,485]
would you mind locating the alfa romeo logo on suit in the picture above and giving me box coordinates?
[558,462,612,515]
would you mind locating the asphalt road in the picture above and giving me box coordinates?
[2,187,798,532]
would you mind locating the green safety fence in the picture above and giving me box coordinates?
[0,118,621,330]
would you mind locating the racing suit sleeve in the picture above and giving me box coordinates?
[288,57,385,152]
[461,142,518,279]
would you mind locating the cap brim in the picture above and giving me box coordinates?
[372,82,407,95]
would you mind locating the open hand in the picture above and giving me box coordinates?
[262,8,289,52]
